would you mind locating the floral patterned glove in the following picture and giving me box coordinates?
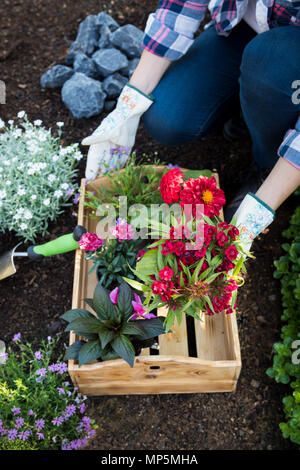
[81,84,154,179]
[233,192,275,254]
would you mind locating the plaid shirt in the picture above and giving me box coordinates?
[142,0,300,169]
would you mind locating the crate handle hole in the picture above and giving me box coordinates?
[149,366,160,370]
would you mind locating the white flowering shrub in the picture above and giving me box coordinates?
[0,112,82,241]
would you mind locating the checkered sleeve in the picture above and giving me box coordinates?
[278,117,300,170]
[142,0,208,61]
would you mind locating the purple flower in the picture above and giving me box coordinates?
[109,287,118,305]
[28,410,34,416]
[0,352,8,362]
[56,362,68,374]
[12,332,21,342]
[52,416,64,427]
[73,193,80,205]
[35,419,45,431]
[66,188,73,197]
[15,417,24,429]
[34,351,42,360]
[36,368,47,377]
[48,363,58,372]
[79,403,86,414]
[12,407,21,415]
[130,294,156,321]
[57,387,65,395]
[18,430,31,441]
[65,404,76,418]
[167,163,179,169]
[7,429,18,440]
[37,432,44,440]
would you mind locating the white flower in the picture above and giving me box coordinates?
[0,119,5,128]
[3,160,10,166]
[23,209,33,220]
[54,190,63,198]
[48,174,56,182]
[13,129,22,138]
[73,151,83,161]
[8,120,14,125]
[34,119,42,126]
[59,148,69,156]
[0,190,6,198]
[61,183,69,190]
[56,122,64,127]
[5,180,11,186]
[17,111,26,119]
[39,162,47,169]
[20,223,28,230]
[52,155,60,162]
[43,198,50,206]
[18,187,26,196]
[27,168,35,175]
[31,195,37,200]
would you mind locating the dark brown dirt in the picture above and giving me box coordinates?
[0,0,297,451]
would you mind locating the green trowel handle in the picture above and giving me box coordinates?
[27,225,86,260]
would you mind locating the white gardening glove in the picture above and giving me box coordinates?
[233,192,275,255]
[81,84,154,179]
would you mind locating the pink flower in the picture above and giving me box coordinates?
[130,294,156,320]
[111,219,135,241]
[159,266,173,281]
[110,287,119,305]
[78,232,103,252]
[225,245,239,260]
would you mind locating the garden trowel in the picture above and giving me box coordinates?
[0,225,86,280]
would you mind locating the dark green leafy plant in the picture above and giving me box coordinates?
[62,281,168,368]
[267,204,300,446]
[86,238,146,290]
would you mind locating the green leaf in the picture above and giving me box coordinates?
[122,322,144,336]
[183,169,212,179]
[64,340,85,360]
[157,245,164,272]
[136,249,158,275]
[123,276,149,292]
[65,317,103,338]
[78,340,103,367]
[60,309,94,323]
[129,317,167,339]
[83,298,95,310]
[204,295,215,314]
[111,335,136,367]
[93,282,114,321]
[164,310,176,331]
[117,281,133,319]
[98,327,115,349]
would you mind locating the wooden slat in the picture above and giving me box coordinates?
[158,306,189,357]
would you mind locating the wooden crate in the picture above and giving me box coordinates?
[69,167,241,395]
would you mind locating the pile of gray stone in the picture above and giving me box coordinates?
[40,12,143,118]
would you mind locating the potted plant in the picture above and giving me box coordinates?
[62,281,168,368]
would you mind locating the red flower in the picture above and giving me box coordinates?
[195,246,206,258]
[216,230,228,247]
[160,168,184,204]
[179,176,225,218]
[151,281,162,295]
[228,225,239,240]
[137,249,146,260]
[173,241,186,256]
[159,266,174,281]
[79,232,103,252]
[225,245,239,260]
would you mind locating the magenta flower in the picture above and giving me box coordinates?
[109,287,118,305]
[130,294,156,321]
[78,232,103,252]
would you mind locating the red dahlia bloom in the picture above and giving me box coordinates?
[160,168,184,204]
[179,176,225,218]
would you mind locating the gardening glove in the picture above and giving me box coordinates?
[81,84,154,179]
[233,192,275,255]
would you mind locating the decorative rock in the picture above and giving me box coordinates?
[65,42,87,66]
[40,65,74,89]
[92,48,128,77]
[110,24,144,59]
[104,100,117,113]
[61,72,106,119]
[75,14,99,56]
[73,53,99,79]
[102,73,128,98]
[121,57,139,78]
[96,11,119,32]
[98,25,111,49]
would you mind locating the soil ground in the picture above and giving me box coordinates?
[0,0,298,450]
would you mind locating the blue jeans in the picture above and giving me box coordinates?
[143,21,300,169]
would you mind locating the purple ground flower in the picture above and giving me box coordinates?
[0,352,8,362]
[12,407,21,415]
[15,417,24,429]
[73,193,80,205]
[34,351,42,360]
[28,410,34,416]
[79,403,86,414]
[57,387,65,395]
[12,332,21,342]
[7,429,18,440]
[36,368,47,377]
[18,430,31,441]
[52,416,64,427]
[37,432,44,440]
[56,362,68,374]
[65,404,76,418]
[35,419,45,431]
